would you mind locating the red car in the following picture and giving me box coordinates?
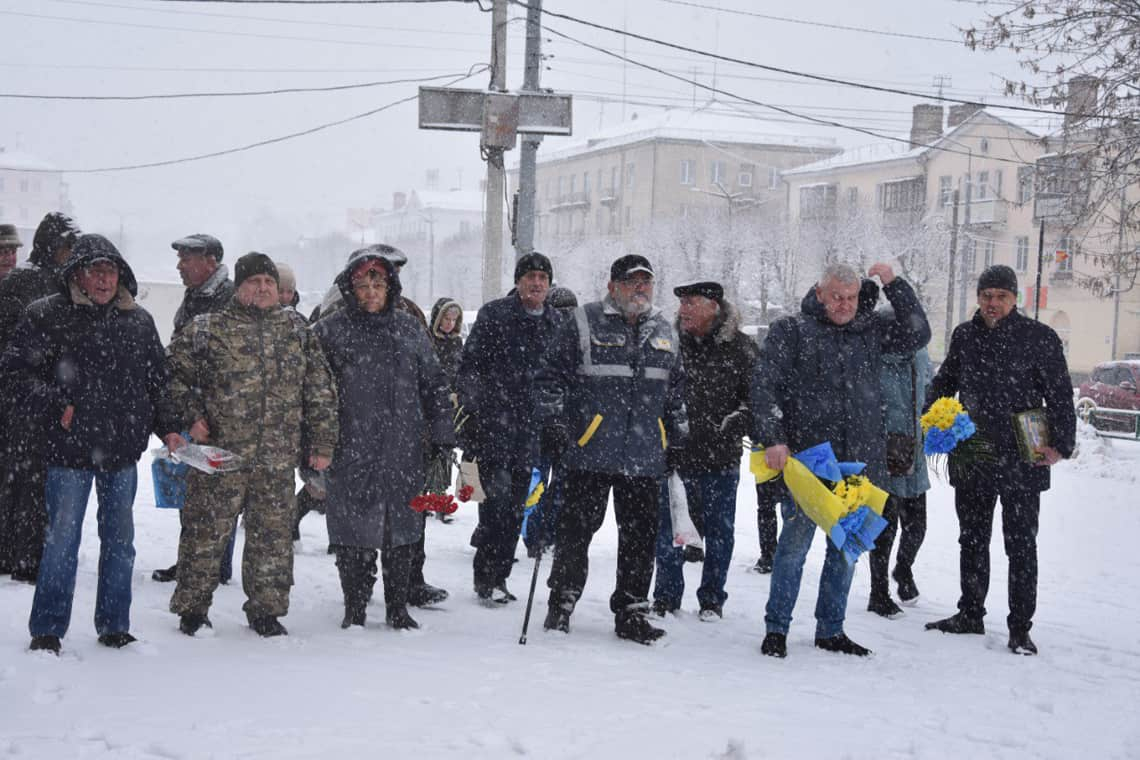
[1078,360,1140,432]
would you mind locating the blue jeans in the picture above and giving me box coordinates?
[653,470,739,610]
[764,500,855,638]
[30,466,138,638]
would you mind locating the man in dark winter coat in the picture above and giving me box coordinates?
[0,212,80,582]
[0,224,20,282]
[0,234,179,654]
[652,281,755,621]
[314,251,454,629]
[536,254,688,645]
[152,232,237,585]
[752,262,930,659]
[166,253,339,638]
[457,252,562,604]
[924,265,1075,656]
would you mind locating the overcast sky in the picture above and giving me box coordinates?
[1,0,1050,279]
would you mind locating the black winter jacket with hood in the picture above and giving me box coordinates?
[429,297,464,390]
[0,212,80,348]
[0,234,178,471]
[750,277,930,483]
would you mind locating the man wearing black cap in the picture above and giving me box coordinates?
[152,233,238,585]
[535,254,688,644]
[0,234,180,653]
[165,252,339,638]
[924,264,1075,656]
[652,280,756,622]
[456,251,561,604]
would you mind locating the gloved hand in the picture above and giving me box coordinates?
[431,443,454,464]
[665,445,685,474]
[540,422,569,464]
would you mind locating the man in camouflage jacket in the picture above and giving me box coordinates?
[166,253,338,637]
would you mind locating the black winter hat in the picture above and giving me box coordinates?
[547,285,578,310]
[234,252,279,288]
[514,251,553,283]
[977,264,1018,294]
[171,233,224,262]
[30,212,80,268]
[673,281,723,301]
[610,254,654,281]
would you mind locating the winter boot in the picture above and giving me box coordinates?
[924,612,984,635]
[151,563,178,583]
[867,594,905,619]
[698,603,723,622]
[341,605,367,629]
[385,605,420,630]
[335,547,378,629]
[651,599,678,618]
[614,602,666,645]
[98,632,137,649]
[179,614,212,636]
[761,632,787,658]
[1008,629,1038,655]
[381,544,419,629]
[752,555,774,575]
[893,565,920,605]
[815,633,872,657]
[408,582,449,608]
[29,635,61,655]
[249,615,288,638]
[543,590,577,633]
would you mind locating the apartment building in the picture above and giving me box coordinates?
[0,146,71,255]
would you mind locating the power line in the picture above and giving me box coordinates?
[656,0,964,45]
[0,70,481,174]
[145,0,476,5]
[0,70,480,101]
[517,1,1126,123]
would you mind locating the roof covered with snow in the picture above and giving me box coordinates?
[0,147,58,172]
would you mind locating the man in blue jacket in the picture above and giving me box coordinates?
[535,254,688,645]
[0,234,180,654]
[751,262,930,658]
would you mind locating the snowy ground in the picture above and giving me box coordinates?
[2,424,1139,760]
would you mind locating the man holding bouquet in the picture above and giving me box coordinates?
[924,264,1075,655]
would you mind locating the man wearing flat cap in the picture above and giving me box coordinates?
[534,254,688,645]
[0,224,21,284]
[166,252,339,638]
[651,280,756,622]
[924,264,1075,656]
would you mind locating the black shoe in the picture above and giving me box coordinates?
[698,604,723,622]
[752,556,774,575]
[29,635,61,655]
[98,632,137,649]
[341,606,367,629]
[494,583,517,603]
[682,545,705,563]
[924,613,984,635]
[249,616,288,638]
[386,605,420,630]
[761,632,787,658]
[543,606,571,633]
[151,564,178,583]
[867,595,905,619]
[1008,630,1038,656]
[815,633,872,657]
[10,567,38,584]
[179,614,213,636]
[893,567,920,604]
[408,583,449,608]
[650,599,677,618]
[615,610,666,645]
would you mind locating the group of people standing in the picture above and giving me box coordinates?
[0,210,1075,659]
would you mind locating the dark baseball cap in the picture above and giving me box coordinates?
[171,233,224,262]
[610,254,654,281]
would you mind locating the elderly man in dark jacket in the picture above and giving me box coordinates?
[314,249,454,630]
[536,254,688,645]
[0,234,179,654]
[752,262,930,659]
[652,281,756,621]
[0,212,80,583]
[457,252,561,604]
[924,265,1075,656]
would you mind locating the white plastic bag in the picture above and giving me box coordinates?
[667,471,704,551]
[153,442,243,474]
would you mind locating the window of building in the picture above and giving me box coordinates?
[983,240,995,269]
[1017,166,1034,204]
[19,179,29,193]
[1057,236,1074,272]
[938,176,953,208]
[583,172,590,199]
[1016,236,1030,272]
[800,183,838,218]
[768,167,779,189]
[710,160,726,186]
[611,166,619,193]
[680,159,694,186]
[569,175,576,195]
[738,163,754,188]
[557,176,564,197]
[626,164,636,190]
[976,171,989,201]
[964,239,977,273]
[847,187,858,206]
[993,170,1002,198]
[878,177,925,212]
[678,204,688,219]
[31,179,41,194]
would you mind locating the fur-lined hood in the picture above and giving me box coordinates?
[60,233,138,311]
[430,297,463,339]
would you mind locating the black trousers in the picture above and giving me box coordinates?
[547,470,658,616]
[471,466,531,589]
[868,493,927,598]
[954,481,1040,633]
[755,480,789,562]
[0,459,47,576]
[334,543,412,611]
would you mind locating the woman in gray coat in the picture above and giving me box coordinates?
[313,248,454,630]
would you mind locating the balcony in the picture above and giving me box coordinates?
[597,186,619,206]
[549,192,590,211]
[964,198,1007,227]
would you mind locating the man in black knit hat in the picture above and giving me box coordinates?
[924,264,1076,656]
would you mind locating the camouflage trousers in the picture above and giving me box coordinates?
[170,467,295,620]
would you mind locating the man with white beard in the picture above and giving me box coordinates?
[534,254,688,645]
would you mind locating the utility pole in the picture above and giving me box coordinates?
[1034,218,1045,320]
[514,0,543,257]
[944,189,959,350]
[957,173,973,323]
[482,0,508,304]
